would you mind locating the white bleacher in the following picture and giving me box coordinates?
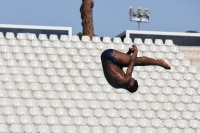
[0,32,200,133]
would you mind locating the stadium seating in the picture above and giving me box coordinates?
[0,32,200,132]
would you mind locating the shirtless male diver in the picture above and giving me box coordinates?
[101,44,171,93]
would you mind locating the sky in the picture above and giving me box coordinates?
[0,0,199,38]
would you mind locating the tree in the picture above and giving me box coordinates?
[80,0,94,40]
[186,30,199,33]
[77,32,83,40]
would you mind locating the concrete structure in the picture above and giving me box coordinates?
[0,24,72,40]
[117,30,200,46]
[0,31,200,132]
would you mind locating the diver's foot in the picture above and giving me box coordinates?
[157,58,171,69]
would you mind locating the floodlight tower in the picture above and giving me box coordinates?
[128,6,150,30]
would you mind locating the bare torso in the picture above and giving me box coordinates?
[101,49,133,88]
[101,60,125,88]
[101,47,171,91]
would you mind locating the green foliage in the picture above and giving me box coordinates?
[186,30,199,33]
[77,32,83,40]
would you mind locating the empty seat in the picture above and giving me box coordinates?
[155,52,165,59]
[134,38,143,45]
[138,102,150,110]
[123,38,132,44]
[165,39,174,46]
[43,107,55,116]
[181,95,192,103]
[74,77,84,84]
[81,108,93,116]
[144,38,153,45]
[47,116,59,125]
[113,117,125,127]
[184,73,193,81]
[3,53,14,60]
[174,87,184,95]
[92,36,101,43]
[7,115,19,124]
[37,54,47,62]
[106,126,116,133]
[158,111,168,119]
[92,126,103,133]
[0,124,9,132]
[5,82,16,90]
[179,80,188,88]
[94,109,106,118]
[132,110,144,118]
[49,34,58,41]
[170,46,179,53]
[3,106,15,115]
[28,33,37,40]
[89,100,100,109]
[75,41,85,49]
[177,66,187,73]
[149,45,158,52]
[176,53,185,60]
[60,35,69,42]
[164,119,175,128]
[102,37,111,43]
[138,118,150,127]
[100,117,111,126]
[87,117,98,126]
[182,111,192,120]
[71,35,80,42]
[177,119,187,128]
[38,99,50,108]
[155,39,163,45]
[16,107,28,116]
[9,90,20,98]
[24,125,36,133]
[163,103,174,111]
[113,37,122,44]
[139,44,148,52]
[170,111,180,119]
[171,59,180,66]
[191,80,199,88]
[0,90,7,98]
[131,127,142,133]
[39,34,48,41]
[159,45,169,52]
[166,53,175,60]
[71,92,83,100]
[52,125,64,133]
[182,60,190,67]
[6,32,15,39]
[145,127,156,133]
[25,99,38,107]
[73,116,85,126]
[145,110,155,119]
[81,35,91,42]
[38,125,50,133]
[0,32,4,38]
[186,88,195,95]
[168,80,178,88]
[169,95,179,103]
[20,115,33,125]
[10,124,23,133]
[22,91,33,99]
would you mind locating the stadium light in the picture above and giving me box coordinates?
[128,6,150,30]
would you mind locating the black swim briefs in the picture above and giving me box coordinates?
[101,49,115,63]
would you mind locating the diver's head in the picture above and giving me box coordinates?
[127,78,138,93]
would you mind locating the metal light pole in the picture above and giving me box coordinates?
[128,7,150,30]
